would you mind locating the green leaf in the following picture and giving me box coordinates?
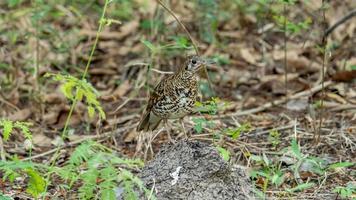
[76,88,84,101]
[291,139,302,159]
[101,189,116,200]
[328,162,354,170]
[286,182,315,193]
[140,39,156,52]
[217,147,230,162]
[87,106,95,119]
[192,118,206,133]
[25,168,46,198]
[61,82,75,100]
[1,119,13,141]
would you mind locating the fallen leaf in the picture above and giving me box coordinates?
[285,98,309,111]
[32,134,52,147]
[8,108,31,121]
[240,48,257,64]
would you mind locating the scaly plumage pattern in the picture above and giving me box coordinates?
[137,56,208,132]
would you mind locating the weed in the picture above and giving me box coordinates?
[225,122,251,140]
[0,119,33,141]
[268,129,281,148]
[45,73,106,120]
[216,146,230,162]
[0,141,154,199]
[333,182,356,199]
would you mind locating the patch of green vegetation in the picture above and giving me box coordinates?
[45,73,106,120]
[333,182,356,199]
[268,129,281,148]
[0,119,33,141]
[0,141,153,199]
[250,139,355,196]
[225,122,251,140]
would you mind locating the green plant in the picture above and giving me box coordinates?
[0,159,47,198]
[45,73,106,120]
[268,129,281,148]
[250,138,355,195]
[273,15,311,35]
[192,117,214,134]
[53,141,152,200]
[195,97,223,115]
[224,122,251,140]
[250,153,285,192]
[333,182,356,199]
[141,37,193,58]
[0,141,154,199]
[0,119,33,141]
[216,146,230,162]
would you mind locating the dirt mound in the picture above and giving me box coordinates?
[139,140,255,200]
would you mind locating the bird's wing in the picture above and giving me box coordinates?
[136,76,170,131]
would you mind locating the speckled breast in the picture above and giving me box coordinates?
[152,86,197,119]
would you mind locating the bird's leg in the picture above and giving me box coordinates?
[164,119,175,143]
[179,118,188,139]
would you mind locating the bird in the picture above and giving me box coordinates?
[136,55,212,141]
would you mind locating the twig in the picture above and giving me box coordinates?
[315,0,328,144]
[216,81,334,118]
[283,3,288,94]
[241,123,296,138]
[155,0,199,55]
[155,0,214,96]
[324,9,356,38]
[22,124,137,161]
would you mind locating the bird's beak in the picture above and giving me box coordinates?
[205,59,216,66]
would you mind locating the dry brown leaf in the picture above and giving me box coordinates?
[43,112,60,125]
[240,48,257,64]
[8,108,31,121]
[116,80,131,97]
[44,93,65,104]
[119,20,139,38]
[124,130,137,143]
[32,134,52,147]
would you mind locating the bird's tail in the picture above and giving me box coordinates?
[136,111,162,132]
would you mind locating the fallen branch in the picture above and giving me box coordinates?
[324,9,356,38]
[216,81,334,118]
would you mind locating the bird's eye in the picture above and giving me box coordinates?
[191,59,197,65]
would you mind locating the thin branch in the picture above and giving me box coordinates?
[283,3,288,94]
[324,9,356,38]
[156,0,200,55]
[316,0,328,144]
[214,81,334,118]
[156,0,214,96]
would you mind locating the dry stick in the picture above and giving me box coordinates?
[216,81,334,118]
[283,3,288,94]
[155,0,214,95]
[22,124,137,161]
[324,9,356,38]
[315,1,328,144]
[156,0,200,55]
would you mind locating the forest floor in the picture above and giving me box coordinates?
[0,0,355,199]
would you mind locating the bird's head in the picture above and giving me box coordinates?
[183,55,214,73]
